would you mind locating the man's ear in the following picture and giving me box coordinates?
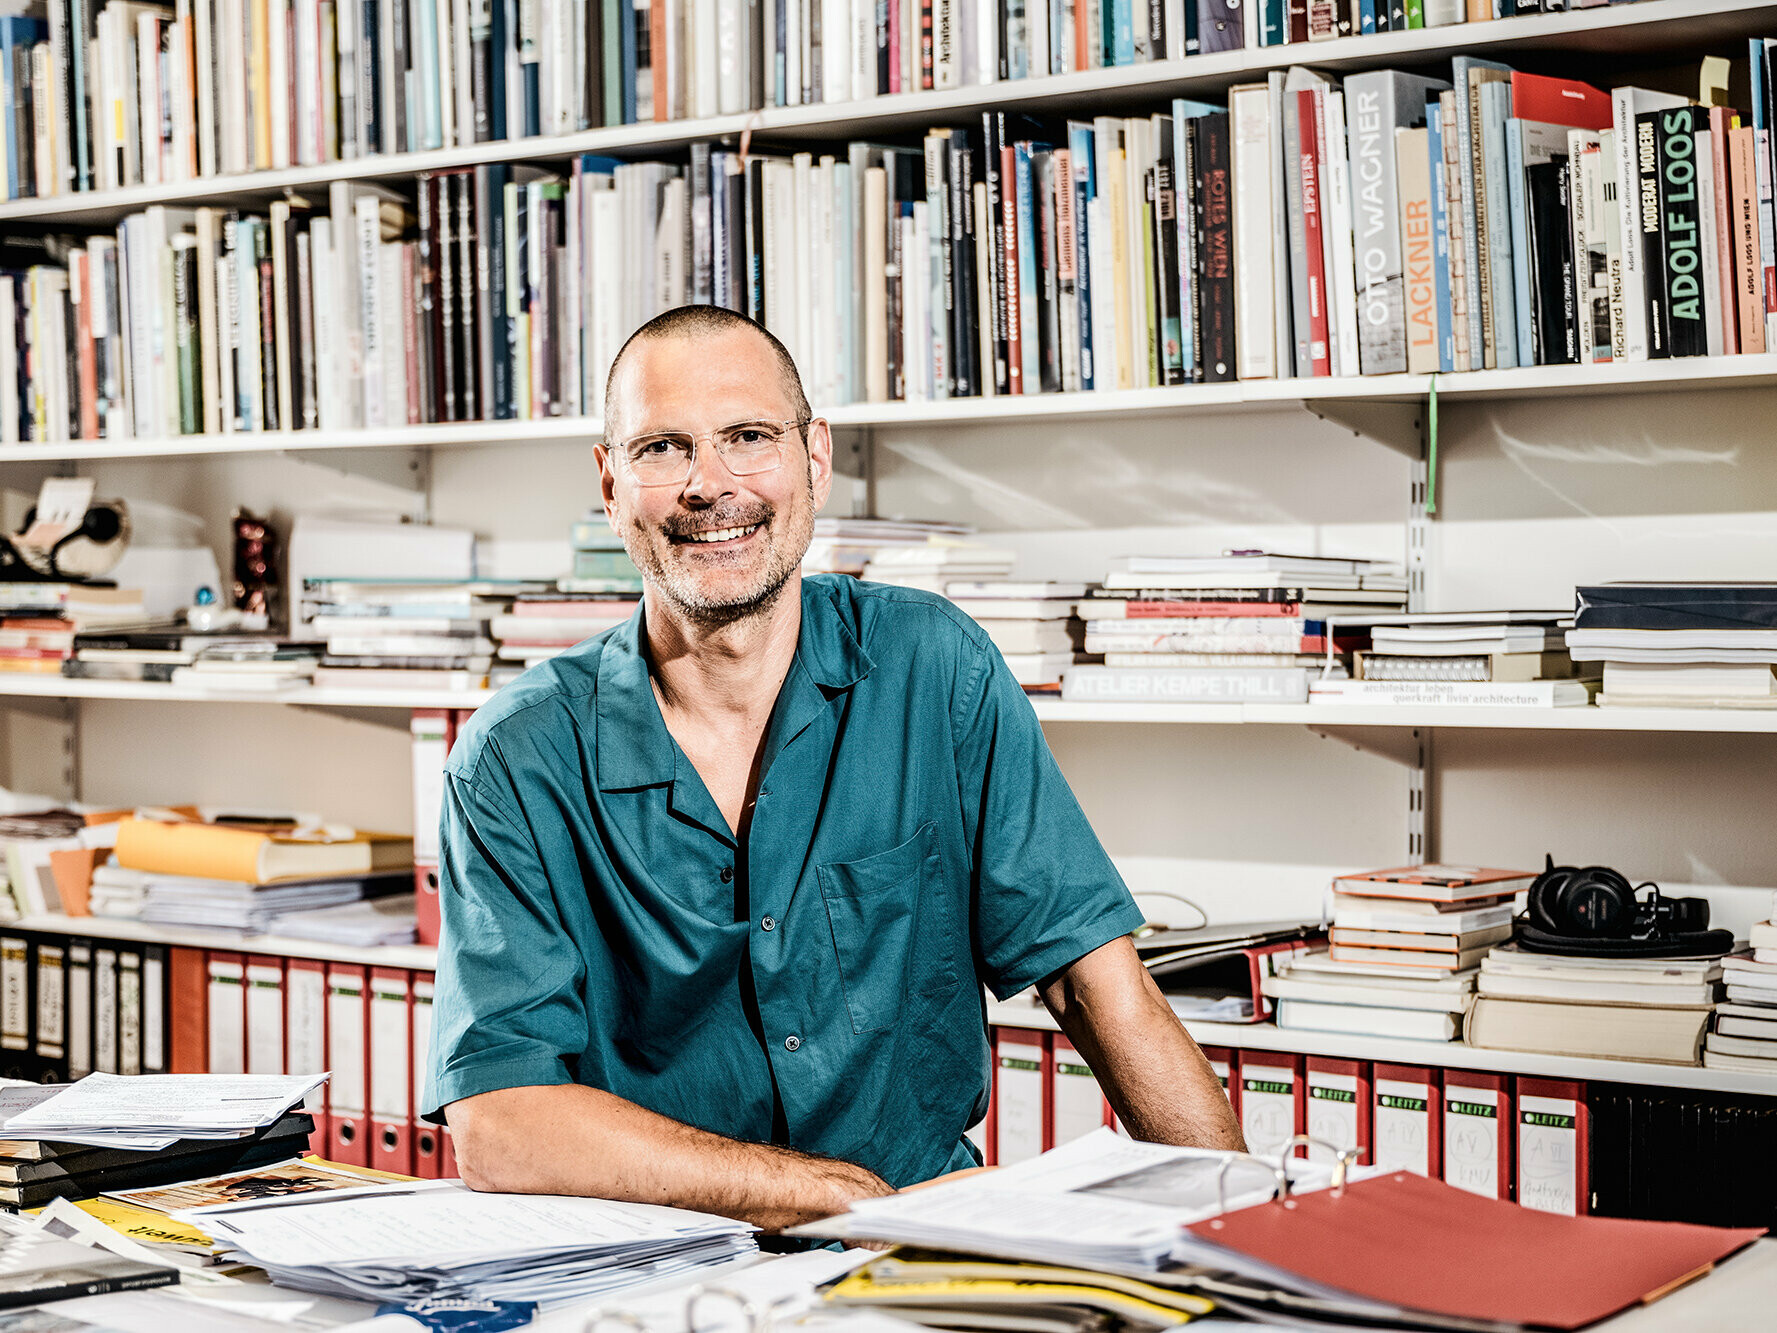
[595,445,619,522]
[805,420,835,511]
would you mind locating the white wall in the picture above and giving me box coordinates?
[7,382,1775,937]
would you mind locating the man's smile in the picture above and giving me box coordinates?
[670,523,765,546]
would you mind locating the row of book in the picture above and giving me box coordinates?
[0,0,1649,201]
[1706,907,1777,1071]
[13,42,1777,444]
[988,1025,1777,1227]
[1572,582,1777,710]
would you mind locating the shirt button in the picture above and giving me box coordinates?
[761,916,777,932]
[719,866,734,883]
[784,1035,801,1051]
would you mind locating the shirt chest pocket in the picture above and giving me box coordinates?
[817,822,953,1035]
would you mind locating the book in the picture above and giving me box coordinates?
[1310,678,1593,707]
[1466,996,1711,1064]
[1331,943,1497,971]
[1060,666,1311,704]
[1330,924,1513,952]
[1275,998,1460,1041]
[0,1234,177,1304]
[113,818,412,885]
[1332,865,1536,903]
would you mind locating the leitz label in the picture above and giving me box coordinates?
[1379,1094,1428,1112]
[1448,1100,1497,1118]
[1244,1078,1291,1096]
[1310,1086,1356,1103]
[1057,1062,1092,1077]
[999,1057,1041,1072]
[1522,1110,1575,1129]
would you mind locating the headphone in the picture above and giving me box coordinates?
[1519,855,1735,958]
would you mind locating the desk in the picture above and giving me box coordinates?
[23,1238,1777,1330]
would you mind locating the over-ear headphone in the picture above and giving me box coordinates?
[1519,855,1734,957]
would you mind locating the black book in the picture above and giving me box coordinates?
[1152,119,1184,386]
[1526,157,1578,366]
[438,172,461,421]
[1034,148,1062,394]
[469,0,492,140]
[414,174,439,423]
[1198,112,1236,384]
[584,0,604,128]
[745,156,766,323]
[383,0,409,154]
[946,131,978,398]
[1633,109,1670,359]
[723,159,746,312]
[455,173,479,420]
[1,1116,317,1208]
[1653,105,1708,358]
[689,143,713,305]
[981,112,1010,394]
[473,164,503,420]
[1148,0,1166,58]
[359,0,381,153]
[0,1237,176,1304]
[875,0,889,94]
[1573,583,1777,632]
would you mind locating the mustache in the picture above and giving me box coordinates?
[660,504,773,538]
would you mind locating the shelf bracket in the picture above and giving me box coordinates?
[1301,399,1424,459]
[283,446,430,498]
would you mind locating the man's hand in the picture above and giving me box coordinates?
[1038,935,1245,1151]
[447,1082,894,1231]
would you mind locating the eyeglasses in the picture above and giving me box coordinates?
[612,418,809,487]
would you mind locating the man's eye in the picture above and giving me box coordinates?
[633,438,677,457]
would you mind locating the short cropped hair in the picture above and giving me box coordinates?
[603,306,812,441]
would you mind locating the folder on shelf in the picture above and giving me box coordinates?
[414,864,442,950]
[410,972,441,1178]
[1200,1044,1239,1120]
[205,950,245,1075]
[1138,924,1322,1023]
[140,943,167,1075]
[990,1027,1048,1166]
[368,965,413,1176]
[285,956,328,1152]
[116,945,143,1076]
[0,932,29,1080]
[114,815,413,886]
[1516,1077,1589,1216]
[167,945,208,1074]
[325,962,370,1166]
[440,1124,458,1180]
[66,939,94,1080]
[1371,1063,1441,1178]
[1305,1057,1372,1166]
[1236,1051,1304,1160]
[1183,1169,1762,1330]
[1049,1034,1112,1148]
[32,937,66,1083]
[1444,1069,1513,1200]
[245,954,286,1075]
[94,944,120,1075]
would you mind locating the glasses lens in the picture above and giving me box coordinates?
[717,421,793,475]
[623,434,695,482]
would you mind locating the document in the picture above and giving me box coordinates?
[3,1072,329,1147]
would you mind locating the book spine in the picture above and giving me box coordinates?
[1201,113,1234,383]
[1297,89,1330,377]
[1655,106,1706,358]
[1730,127,1767,355]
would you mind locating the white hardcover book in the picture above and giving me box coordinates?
[1062,666,1312,704]
[974,0,996,87]
[1695,129,1724,359]
[356,198,384,428]
[851,0,873,100]
[0,280,14,443]
[1123,116,1152,385]
[270,201,295,432]
[309,218,338,429]
[718,0,744,112]
[269,0,291,168]
[438,0,458,144]
[1326,90,1360,379]
[589,188,622,415]
[792,151,815,369]
[137,13,162,184]
[864,167,889,401]
[1086,192,1118,391]
[453,0,473,143]
[294,0,318,163]
[822,0,847,102]
[1231,85,1275,380]
[784,0,800,106]
[380,242,408,428]
[194,209,223,435]
[692,0,717,118]
[1028,0,1049,80]
[330,182,365,427]
[1612,87,1687,360]
[907,204,929,399]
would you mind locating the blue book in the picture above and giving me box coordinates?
[491,0,511,137]
[1427,103,1454,374]
[1261,0,1283,46]
[1068,121,1097,392]
[1479,80,1518,369]
[1014,142,1043,394]
[1451,56,1512,370]
[1753,38,1768,131]
[1360,0,1376,34]
[618,0,637,125]
[1113,0,1135,67]
[1505,121,1535,367]
[0,18,45,199]
[1007,0,1029,79]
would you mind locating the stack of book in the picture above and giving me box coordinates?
[0,584,147,637]
[0,614,74,675]
[0,808,92,918]
[488,592,641,682]
[861,544,1017,595]
[1705,917,1777,1072]
[167,639,323,692]
[1467,944,1723,1066]
[1315,611,1592,708]
[567,512,644,593]
[304,579,550,690]
[97,816,411,934]
[944,580,1092,693]
[1062,553,1400,704]
[804,518,975,577]
[1263,952,1477,1043]
[1568,583,1777,710]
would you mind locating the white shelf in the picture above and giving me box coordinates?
[15,913,438,970]
[5,354,1777,464]
[12,677,1777,733]
[4,0,1773,226]
[985,998,1777,1097]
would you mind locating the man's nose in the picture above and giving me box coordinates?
[680,438,740,503]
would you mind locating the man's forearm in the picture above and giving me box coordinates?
[446,1083,892,1230]
[1039,937,1245,1151]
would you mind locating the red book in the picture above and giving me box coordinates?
[73,251,98,440]
[886,0,899,93]
[920,0,934,91]
[1729,126,1766,355]
[1125,601,1309,618]
[1710,107,1738,356]
[1297,90,1331,377]
[1002,144,1022,393]
[402,241,422,424]
[1508,71,1611,133]
[651,0,668,122]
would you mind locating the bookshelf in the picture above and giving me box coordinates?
[3,0,1776,1106]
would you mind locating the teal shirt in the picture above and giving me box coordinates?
[425,574,1143,1188]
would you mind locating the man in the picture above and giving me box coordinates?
[425,306,1242,1231]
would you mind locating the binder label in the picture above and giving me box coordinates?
[1518,1094,1581,1216]
[1375,1077,1433,1178]
[1445,1085,1502,1200]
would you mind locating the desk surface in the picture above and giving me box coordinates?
[31,1236,1777,1331]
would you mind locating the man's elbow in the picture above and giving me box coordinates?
[444,1101,520,1193]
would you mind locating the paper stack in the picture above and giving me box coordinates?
[945,580,1094,693]
[1569,583,1777,709]
[862,544,1018,594]
[1468,945,1721,1065]
[2,1072,328,1151]
[802,517,973,577]
[1707,923,1777,1070]
[489,591,640,679]
[177,1182,757,1304]
[265,893,419,946]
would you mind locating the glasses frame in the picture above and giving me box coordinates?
[610,417,813,487]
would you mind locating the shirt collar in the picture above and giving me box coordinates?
[593,578,874,792]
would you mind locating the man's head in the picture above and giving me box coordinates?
[598,308,832,629]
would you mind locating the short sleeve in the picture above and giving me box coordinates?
[422,767,590,1122]
[955,640,1146,1000]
